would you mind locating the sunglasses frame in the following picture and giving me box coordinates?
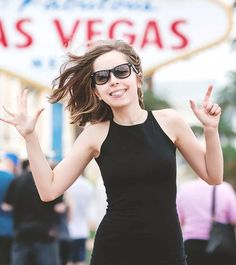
[91,63,138,86]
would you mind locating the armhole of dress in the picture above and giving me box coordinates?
[95,120,112,161]
[149,111,176,149]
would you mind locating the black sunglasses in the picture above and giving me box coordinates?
[91,63,138,85]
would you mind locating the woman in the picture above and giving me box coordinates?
[0,40,223,265]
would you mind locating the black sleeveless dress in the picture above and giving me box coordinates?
[91,111,186,265]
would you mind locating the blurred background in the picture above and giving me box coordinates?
[0,0,236,186]
[1,0,236,264]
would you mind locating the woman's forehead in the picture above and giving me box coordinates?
[93,50,128,71]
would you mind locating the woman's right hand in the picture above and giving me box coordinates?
[0,89,44,139]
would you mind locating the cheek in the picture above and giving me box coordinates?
[94,88,100,97]
[95,86,107,98]
[131,79,140,92]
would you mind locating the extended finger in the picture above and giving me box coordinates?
[202,85,213,107]
[2,106,15,117]
[32,108,45,124]
[190,99,200,116]
[0,116,15,125]
[17,88,24,111]
[21,89,28,113]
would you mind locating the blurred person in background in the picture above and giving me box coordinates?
[177,177,236,265]
[89,177,107,231]
[1,159,62,265]
[54,198,71,265]
[66,174,94,265]
[0,40,223,265]
[50,161,71,265]
[0,152,19,265]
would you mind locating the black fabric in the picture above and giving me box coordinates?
[185,239,236,265]
[0,236,12,264]
[184,239,211,265]
[185,239,220,265]
[92,111,186,265]
[14,221,56,242]
[4,172,62,242]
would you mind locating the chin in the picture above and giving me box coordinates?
[109,101,130,109]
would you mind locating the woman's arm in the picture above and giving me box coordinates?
[0,89,101,201]
[25,128,95,201]
[175,85,223,184]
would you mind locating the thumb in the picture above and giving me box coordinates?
[189,99,199,117]
[33,108,45,123]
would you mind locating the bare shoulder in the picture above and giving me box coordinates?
[152,108,186,143]
[84,120,110,133]
[78,120,110,158]
[152,108,182,121]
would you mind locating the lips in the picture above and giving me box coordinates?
[109,89,127,97]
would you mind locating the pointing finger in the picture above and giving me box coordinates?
[203,85,213,107]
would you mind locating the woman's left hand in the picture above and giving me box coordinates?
[190,85,221,129]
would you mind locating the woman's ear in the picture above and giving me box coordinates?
[136,72,143,88]
[94,88,102,101]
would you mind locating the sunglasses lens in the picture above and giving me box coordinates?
[94,71,109,85]
[92,64,133,85]
[114,64,131,78]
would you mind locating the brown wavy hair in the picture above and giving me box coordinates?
[50,40,144,126]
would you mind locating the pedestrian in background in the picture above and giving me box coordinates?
[177,177,236,265]
[66,175,94,265]
[54,197,71,265]
[50,160,71,265]
[2,159,61,265]
[0,39,223,265]
[89,177,107,231]
[0,152,19,265]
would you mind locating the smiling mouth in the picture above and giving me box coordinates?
[110,89,127,97]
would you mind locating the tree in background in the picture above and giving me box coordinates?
[216,72,236,187]
[144,89,171,110]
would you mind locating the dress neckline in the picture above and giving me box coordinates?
[111,110,150,127]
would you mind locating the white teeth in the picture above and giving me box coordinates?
[110,89,126,97]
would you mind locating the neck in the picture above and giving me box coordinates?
[112,106,147,125]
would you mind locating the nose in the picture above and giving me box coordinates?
[108,72,119,86]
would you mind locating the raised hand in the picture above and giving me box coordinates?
[190,85,221,129]
[0,89,44,138]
